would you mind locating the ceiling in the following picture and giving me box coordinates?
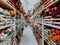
[21,0,40,14]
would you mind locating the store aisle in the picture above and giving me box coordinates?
[19,25,38,45]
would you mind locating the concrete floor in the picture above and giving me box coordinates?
[19,25,38,45]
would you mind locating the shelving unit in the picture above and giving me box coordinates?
[31,0,60,45]
[0,0,26,45]
[0,0,17,45]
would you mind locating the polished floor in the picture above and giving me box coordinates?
[19,25,38,45]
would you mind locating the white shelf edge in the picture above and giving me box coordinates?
[51,40,56,45]
[44,36,56,45]
[0,14,11,17]
[0,19,12,21]
[44,22,60,25]
[0,24,14,30]
[44,23,60,29]
[44,18,60,20]
[45,39,50,45]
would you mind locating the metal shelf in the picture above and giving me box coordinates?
[0,19,12,21]
[44,18,60,20]
[44,23,60,29]
[44,36,56,45]
[0,14,12,19]
[0,24,14,30]
[45,39,50,45]
[44,22,60,25]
